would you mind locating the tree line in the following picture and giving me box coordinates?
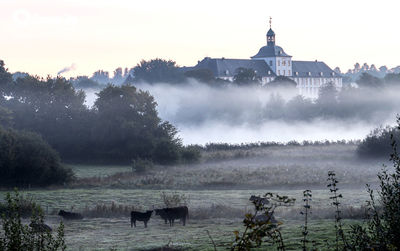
[0,60,198,187]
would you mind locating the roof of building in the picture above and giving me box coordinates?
[267,28,275,36]
[192,57,276,78]
[292,61,339,78]
[251,45,291,58]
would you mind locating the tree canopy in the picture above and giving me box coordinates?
[233,68,260,85]
[133,58,184,84]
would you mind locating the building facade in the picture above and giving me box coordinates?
[188,22,342,98]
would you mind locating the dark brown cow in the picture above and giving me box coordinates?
[156,206,189,226]
[130,210,153,228]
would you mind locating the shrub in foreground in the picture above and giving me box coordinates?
[0,190,66,251]
[0,127,74,187]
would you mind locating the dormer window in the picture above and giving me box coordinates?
[295,72,299,76]
[268,70,271,75]
[308,72,311,76]
[331,72,335,76]
[320,72,323,76]
[225,70,229,75]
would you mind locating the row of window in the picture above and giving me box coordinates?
[277,70,291,76]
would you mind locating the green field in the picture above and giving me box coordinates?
[0,144,386,250]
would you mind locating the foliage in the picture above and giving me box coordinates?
[357,125,400,159]
[349,128,400,250]
[356,72,383,88]
[133,58,185,84]
[92,84,182,163]
[384,73,400,86]
[233,68,260,86]
[231,193,295,251]
[268,76,297,88]
[184,68,215,84]
[131,158,154,173]
[0,190,66,251]
[0,127,74,187]
[160,191,189,208]
[179,145,201,164]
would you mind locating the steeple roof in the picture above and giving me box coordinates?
[251,45,291,58]
[267,28,275,36]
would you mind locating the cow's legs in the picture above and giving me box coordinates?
[133,220,136,227]
[144,220,148,228]
[182,217,186,226]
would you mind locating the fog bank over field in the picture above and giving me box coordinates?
[84,81,400,145]
[176,119,377,145]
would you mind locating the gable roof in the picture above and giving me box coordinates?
[292,61,339,78]
[193,57,276,78]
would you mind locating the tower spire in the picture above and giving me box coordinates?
[269,16,272,29]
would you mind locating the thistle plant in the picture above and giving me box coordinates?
[327,171,348,250]
[300,189,312,251]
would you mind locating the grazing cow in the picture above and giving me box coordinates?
[130,210,153,228]
[156,206,189,226]
[249,195,270,206]
[29,222,52,232]
[58,210,83,220]
[154,209,169,224]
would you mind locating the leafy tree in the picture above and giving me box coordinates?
[184,68,215,84]
[316,82,338,117]
[285,95,315,120]
[133,58,184,84]
[0,60,12,87]
[92,84,182,163]
[2,76,91,160]
[264,94,285,120]
[357,126,400,159]
[0,60,13,97]
[71,76,101,89]
[356,72,383,88]
[91,70,110,84]
[384,73,400,86]
[0,127,74,187]
[268,76,297,88]
[349,120,400,249]
[0,106,13,128]
[233,68,260,85]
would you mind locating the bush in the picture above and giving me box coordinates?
[179,145,201,164]
[0,127,74,187]
[0,190,66,251]
[131,158,154,173]
[357,125,400,159]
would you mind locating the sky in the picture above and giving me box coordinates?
[1,0,400,78]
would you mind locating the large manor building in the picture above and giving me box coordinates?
[187,21,342,97]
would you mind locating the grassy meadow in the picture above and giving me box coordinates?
[0,143,388,250]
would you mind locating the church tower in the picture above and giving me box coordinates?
[267,17,275,46]
[251,17,292,77]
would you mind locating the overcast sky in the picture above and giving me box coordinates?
[1,0,399,78]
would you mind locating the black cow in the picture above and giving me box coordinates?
[58,210,83,220]
[130,210,153,228]
[156,206,189,226]
[154,209,169,224]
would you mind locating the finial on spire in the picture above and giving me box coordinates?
[269,16,272,29]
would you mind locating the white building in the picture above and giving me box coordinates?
[187,21,342,98]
